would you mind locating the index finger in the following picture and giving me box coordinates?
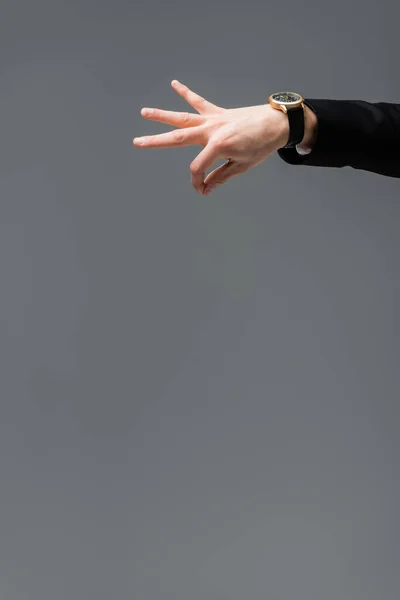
[190,142,225,194]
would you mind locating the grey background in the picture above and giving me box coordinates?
[1,0,399,598]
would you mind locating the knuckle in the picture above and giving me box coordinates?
[213,138,226,152]
[173,130,185,144]
[181,112,191,125]
[190,163,199,175]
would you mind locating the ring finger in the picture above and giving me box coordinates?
[140,107,204,128]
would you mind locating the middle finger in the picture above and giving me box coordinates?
[134,125,205,148]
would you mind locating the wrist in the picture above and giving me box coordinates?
[263,103,318,152]
[264,103,290,149]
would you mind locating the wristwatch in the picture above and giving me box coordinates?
[268,92,305,149]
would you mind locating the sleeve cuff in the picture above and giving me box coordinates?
[277,99,325,165]
[276,98,368,167]
[276,98,400,177]
[295,145,312,155]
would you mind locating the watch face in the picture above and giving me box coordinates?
[271,92,302,104]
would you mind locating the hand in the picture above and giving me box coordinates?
[133,79,289,196]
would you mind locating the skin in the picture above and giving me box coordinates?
[133,79,318,196]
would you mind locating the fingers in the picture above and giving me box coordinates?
[133,79,223,149]
[171,79,223,115]
[133,125,205,148]
[203,159,245,194]
[190,142,224,194]
[140,107,204,128]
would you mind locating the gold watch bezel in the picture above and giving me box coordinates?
[268,92,304,113]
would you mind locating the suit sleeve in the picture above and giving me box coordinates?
[277,99,400,178]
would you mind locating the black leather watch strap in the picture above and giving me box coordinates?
[283,105,305,148]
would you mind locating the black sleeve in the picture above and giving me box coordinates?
[277,99,400,179]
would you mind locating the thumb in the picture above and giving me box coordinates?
[204,159,244,193]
